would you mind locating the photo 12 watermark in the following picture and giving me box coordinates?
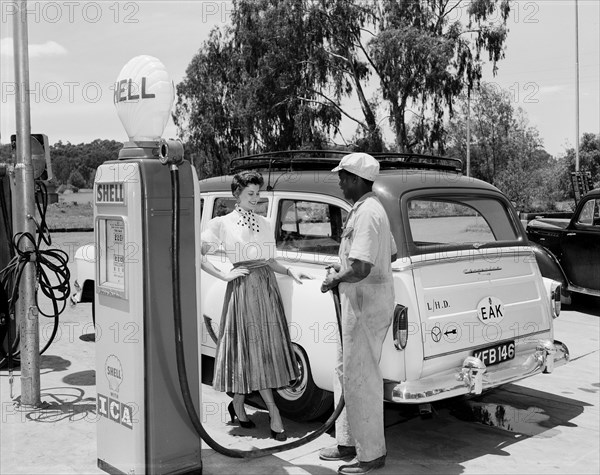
[198,1,233,24]
[1,1,140,24]
[2,81,104,105]
[443,0,540,24]
[485,81,540,104]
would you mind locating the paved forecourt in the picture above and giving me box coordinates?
[1,252,598,475]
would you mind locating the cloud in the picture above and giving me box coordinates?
[0,39,67,58]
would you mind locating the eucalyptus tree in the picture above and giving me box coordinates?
[312,0,511,152]
[446,82,563,210]
[174,28,242,177]
[174,0,345,174]
[174,0,513,166]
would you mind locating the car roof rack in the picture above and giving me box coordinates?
[229,150,463,174]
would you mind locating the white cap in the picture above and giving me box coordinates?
[331,152,380,182]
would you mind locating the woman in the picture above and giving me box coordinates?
[200,170,310,441]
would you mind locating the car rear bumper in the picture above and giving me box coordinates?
[386,339,569,403]
[567,283,600,297]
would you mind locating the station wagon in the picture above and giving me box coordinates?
[72,151,569,421]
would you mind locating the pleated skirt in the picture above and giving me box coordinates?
[212,260,299,394]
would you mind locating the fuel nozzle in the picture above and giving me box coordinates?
[321,266,336,293]
[158,139,184,166]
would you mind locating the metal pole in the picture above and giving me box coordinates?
[466,91,471,177]
[575,0,580,171]
[12,0,40,407]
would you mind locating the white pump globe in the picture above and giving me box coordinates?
[114,55,175,142]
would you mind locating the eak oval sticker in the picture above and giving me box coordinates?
[477,296,505,324]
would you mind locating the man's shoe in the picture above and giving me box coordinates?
[319,445,357,461]
[338,455,386,474]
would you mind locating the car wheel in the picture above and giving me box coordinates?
[274,344,333,422]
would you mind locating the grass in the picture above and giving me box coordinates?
[463,222,492,233]
[43,190,94,231]
[45,201,94,230]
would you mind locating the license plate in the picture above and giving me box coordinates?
[473,341,515,366]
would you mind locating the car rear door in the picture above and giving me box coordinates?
[404,192,552,366]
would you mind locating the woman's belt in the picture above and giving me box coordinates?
[232,259,270,270]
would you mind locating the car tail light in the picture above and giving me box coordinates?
[393,304,408,350]
[551,283,561,318]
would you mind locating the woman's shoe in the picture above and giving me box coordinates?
[269,415,287,441]
[227,402,256,429]
[270,429,287,441]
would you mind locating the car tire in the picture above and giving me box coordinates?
[273,344,333,422]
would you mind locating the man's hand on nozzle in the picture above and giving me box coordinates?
[321,266,339,293]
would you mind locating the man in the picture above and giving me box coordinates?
[320,152,397,475]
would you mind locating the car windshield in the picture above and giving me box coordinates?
[406,195,519,254]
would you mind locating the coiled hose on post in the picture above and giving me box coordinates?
[169,165,344,458]
[0,181,69,370]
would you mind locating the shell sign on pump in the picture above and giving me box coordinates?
[96,183,125,204]
[113,55,175,142]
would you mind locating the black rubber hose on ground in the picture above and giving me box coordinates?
[169,165,344,458]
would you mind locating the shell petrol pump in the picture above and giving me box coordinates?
[94,56,202,474]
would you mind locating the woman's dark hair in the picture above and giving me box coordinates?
[231,171,264,198]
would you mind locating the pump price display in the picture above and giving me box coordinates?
[98,217,126,298]
[106,220,125,285]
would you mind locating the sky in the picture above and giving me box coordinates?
[1,0,598,158]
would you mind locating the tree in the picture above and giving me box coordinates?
[368,0,510,152]
[446,82,559,210]
[174,0,513,171]
[278,0,512,152]
[494,111,558,211]
[556,133,600,198]
[305,1,383,150]
[67,170,86,191]
[50,139,122,187]
[175,28,245,178]
[174,0,344,177]
[1,139,121,188]
[294,0,511,152]
[447,83,514,182]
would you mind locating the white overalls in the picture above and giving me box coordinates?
[334,192,396,462]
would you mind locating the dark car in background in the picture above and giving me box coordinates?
[527,188,600,301]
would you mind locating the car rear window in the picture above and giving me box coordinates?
[407,195,518,254]
[576,198,600,226]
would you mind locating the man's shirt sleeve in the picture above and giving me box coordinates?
[347,209,379,265]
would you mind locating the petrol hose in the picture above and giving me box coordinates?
[0,181,69,370]
[169,164,345,458]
